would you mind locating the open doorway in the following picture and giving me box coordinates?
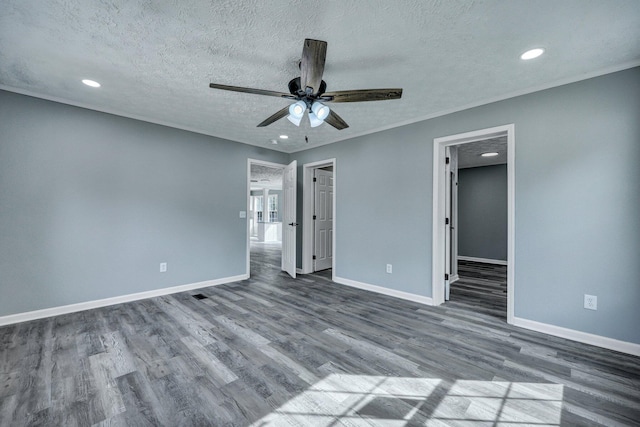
[247,160,285,276]
[432,125,515,323]
[301,159,336,280]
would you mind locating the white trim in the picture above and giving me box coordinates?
[302,159,337,281]
[458,256,508,266]
[432,124,515,324]
[450,274,459,284]
[0,274,248,327]
[334,276,433,306]
[247,159,286,278]
[513,317,640,357]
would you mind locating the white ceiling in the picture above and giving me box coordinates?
[250,164,283,191]
[1,1,639,153]
[458,137,507,169]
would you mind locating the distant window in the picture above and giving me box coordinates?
[255,196,263,222]
[268,194,278,222]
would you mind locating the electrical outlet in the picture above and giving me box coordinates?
[386,264,392,274]
[584,294,597,310]
[160,262,167,273]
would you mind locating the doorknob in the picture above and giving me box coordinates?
[288,222,299,226]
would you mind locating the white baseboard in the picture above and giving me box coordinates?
[0,274,249,327]
[458,256,507,266]
[512,316,640,357]
[333,276,433,306]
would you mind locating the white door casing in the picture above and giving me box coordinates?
[432,124,515,324]
[282,160,297,278]
[314,169,333,271]
[301,159,336,277]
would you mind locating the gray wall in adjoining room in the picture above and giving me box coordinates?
[290,67,640,344]
[0,90,287,317]
[457,164,507,261]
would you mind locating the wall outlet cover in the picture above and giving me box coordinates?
[584,294,597,310]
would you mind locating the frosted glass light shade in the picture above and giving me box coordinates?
[311,102,330,120]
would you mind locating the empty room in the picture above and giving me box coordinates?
[1,1,639,425]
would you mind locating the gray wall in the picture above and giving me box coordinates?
[0,90,287,317]
[458,164,507,261]
[2,67,639,345]
[291,67,640,344]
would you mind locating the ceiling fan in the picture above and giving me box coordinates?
[209,39,403,130]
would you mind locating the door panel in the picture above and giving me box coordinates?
[282,160,297,278]
[314,169,333,271]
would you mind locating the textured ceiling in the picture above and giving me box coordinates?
[1,1,639,153]
[250,164,283,191]
[458,137,507,169]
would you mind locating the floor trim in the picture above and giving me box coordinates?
[0,274,248,327]
[458,256,508,266]
[513,316,640,357]
[334,276,433,306]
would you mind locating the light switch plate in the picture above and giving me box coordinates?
[239,211,247,218]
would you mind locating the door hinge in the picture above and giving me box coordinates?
[313,177,317,182]
[445,274,449,281]
[313,215,316,220]
[445,218,449,225]
[445,157,450,164]
[313,255,316,260]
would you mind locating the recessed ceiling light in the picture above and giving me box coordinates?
[481,152,499,157]
[520,48,544,60]
[279,135,289,139]
[82,79,101,88]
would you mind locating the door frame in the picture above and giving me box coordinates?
[246,158,286,277]
[431,124,515,323]
[301,158,336,280]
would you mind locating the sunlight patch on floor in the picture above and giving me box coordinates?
[251,374,564,426]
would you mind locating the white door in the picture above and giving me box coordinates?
[314,169,333,271]
[282,160,297,278]
[444,148,452,300]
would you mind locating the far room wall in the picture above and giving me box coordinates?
[457,164,507,262]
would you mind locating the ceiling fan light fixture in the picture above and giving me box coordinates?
[287,101,306,126]
[311,102,330,120]
[309,111,324,128]
[287,115,302,126]
[289,101,306,118]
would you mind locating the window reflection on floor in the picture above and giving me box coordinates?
[251,374,564,426]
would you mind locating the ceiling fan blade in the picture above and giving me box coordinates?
[300,39,327,95]
[321,88,403,103]
[324,110,349,130]
[209,83,296,100]
[257,105,291,127]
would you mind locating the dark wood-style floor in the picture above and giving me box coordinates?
[1,244,639,426]
[449,260,508,320]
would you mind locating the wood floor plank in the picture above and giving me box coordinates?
[1,243,638,426]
